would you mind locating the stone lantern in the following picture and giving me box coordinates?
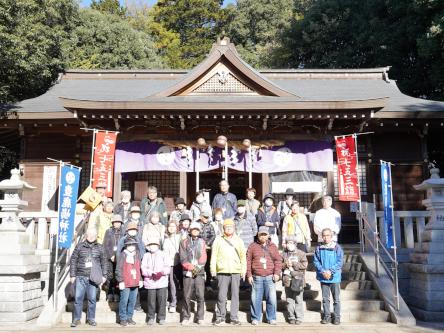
[408,167,444,321]
[0,169,46,324]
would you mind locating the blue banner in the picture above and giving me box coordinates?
[57,164,81,249]
[381,161,394,248]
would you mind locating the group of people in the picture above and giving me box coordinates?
[69,180,344,327]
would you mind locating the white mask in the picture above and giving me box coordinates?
[265,199,273,207]
[126,245,136,252]
[215,215,223,222]
[128,230,137,237]
[287,243,296,252]
[196,197,204,204]
[148,244,159,253]
[237,207,246,215]
[131,213,140,220]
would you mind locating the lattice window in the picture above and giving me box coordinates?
[272,193,314,210]
[192,72,257,94]
[135,171,180,197]
[80,160,90,193]
[333,161,367,197]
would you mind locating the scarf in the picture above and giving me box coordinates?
[124,249,137,264]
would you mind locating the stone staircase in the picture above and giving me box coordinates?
[60,250,391,326]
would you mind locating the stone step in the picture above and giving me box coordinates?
[340,280,374,290]
[61,307,390,324]
[303,289,379,301]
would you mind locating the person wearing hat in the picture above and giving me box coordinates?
[246,226,282,325]
[140,185,168,225]
[163,220,182,313]
[211,219,247,326]
[179,222,207,325]
[211,180,238,219]
[124,205,144,235]
[234,199,258,250]
[190,190,212,222]
[142,211,166,250]
[277,188,296,220]
[114,190,133,223]
[141,237,170,325]
[282,235,308,325]
[87,182,109,228]
[170,197,191,223]
[257,194,280,247]
[197,209,216,289]
[282,201,311,252]
[103,214,125,302]
[94,198,114,245]
[179,213,191,240]
[116,236,143,326]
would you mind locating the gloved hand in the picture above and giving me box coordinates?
[119,282,125,290]
[151,272,163,281]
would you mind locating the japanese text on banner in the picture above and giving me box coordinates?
[335,135,360,202]
[381,161,394,248]
[92,131,118,197]
[58,165,81,249]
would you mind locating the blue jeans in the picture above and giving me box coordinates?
[321,282,341,320]
[73,276,97,322]
[119,287,138,322]
[250,275,277,322]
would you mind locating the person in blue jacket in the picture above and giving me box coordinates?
[313,228,343,325]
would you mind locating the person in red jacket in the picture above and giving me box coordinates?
[179,222,207,325]
[246,226,282,325]
[115,237,143,327]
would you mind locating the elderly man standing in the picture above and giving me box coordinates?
[70,228,108,327]
[211,219,246,326]
[140,185,168,225]
[246,226,282,326]
[211,180,237,219]
[313,196,341,243]
[114,190,132,222]
[313,228,344,325]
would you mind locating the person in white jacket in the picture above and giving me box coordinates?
[313,196,341,243]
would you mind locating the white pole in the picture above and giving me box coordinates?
[89,129,97,186]
[53,161,63,311]
[248,147,253,188]
[353,134,362,213]
[225,143,229,181]
[196,148,200,192]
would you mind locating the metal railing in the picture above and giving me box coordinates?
[53,214,89,310]
[358,210,400,311]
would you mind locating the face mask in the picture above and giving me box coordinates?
[86,239,95,244]
[151,218,160,225]
[237,207,246,215]
[131,213,140,220]
[196,197,204,204]
[265,199,273,207]
[128,230,137,237]
[215,215,222,222]
[126,245,136,252]
[287,244,296,252]
[148,244,159,253]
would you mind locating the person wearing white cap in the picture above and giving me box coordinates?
[179,222,207,325]
[141,238,170,325]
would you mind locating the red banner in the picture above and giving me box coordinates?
[92,131,118,197]
[335,135,360,202]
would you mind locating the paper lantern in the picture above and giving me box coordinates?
[197,137,207,148]
[242,139,251,150]
[180,147,188,158]
[216,135,227,148]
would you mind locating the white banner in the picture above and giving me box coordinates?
[41,165,58,212]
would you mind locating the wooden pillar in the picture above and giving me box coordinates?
[113,171,122,201]
[262,173,270,197]
[180,172,187,201]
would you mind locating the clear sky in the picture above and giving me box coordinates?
[80,0,236,7]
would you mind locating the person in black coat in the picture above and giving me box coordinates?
[257,193,280,247]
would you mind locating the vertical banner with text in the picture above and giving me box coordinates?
[92,131,118,197]
[335,135,360,202]
[57,164,81,249]
[381,160,394,248]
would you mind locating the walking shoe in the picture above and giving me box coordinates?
[113,294,120,302]
[320,318,330,324]
[197,320,204,325]
[251,320,259,326]
[70,320,81,327]
[214,318,224,326]
[295,320,302,325]
[231,320,241,325]
[333,319,340,325]
[86,320,97,326]
[289,319,296,324]
[269,320,277,325]
[134,306,143,312]
[158,320,166,325]
[181,319,190,326]
[147,319,155,326]
[120,320,127,327]
[128,318,136,325]
[168,306,176,313]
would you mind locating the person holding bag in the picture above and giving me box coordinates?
[282,236,308,325]
[282,201,311,252]
[116,237,143,326]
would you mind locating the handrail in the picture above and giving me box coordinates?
[53,213,89,311]
[358,211,400,311]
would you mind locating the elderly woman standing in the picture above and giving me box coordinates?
[163,221,182,313]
